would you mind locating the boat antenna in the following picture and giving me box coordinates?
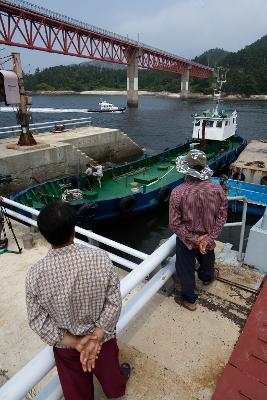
[213,67,227,115]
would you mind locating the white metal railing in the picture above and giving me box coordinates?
[0,117,91,137]
[224,196,248,261]
[0,198,176,400]
[2,197,148,270]
[0,195,247,399]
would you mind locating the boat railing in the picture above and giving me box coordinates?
[224,196,248,261]
[0,117,92,138]
[0,195,247,399]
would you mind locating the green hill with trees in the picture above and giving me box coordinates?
[24,34,267,96]
[194,48,230,68]
[223,35,267,94]
[24,64,181,93]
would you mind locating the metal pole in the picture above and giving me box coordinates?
[261,207,267,230]
[237,199,247,261]
[12,52,37,146]
[120,234,176,298]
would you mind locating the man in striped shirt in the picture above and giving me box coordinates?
[169,149,227,311]
[26,202,130,399]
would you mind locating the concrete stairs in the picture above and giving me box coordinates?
[70,144,96,167]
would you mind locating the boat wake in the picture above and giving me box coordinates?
[0,107,91,113]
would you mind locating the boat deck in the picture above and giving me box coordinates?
[15,137,242,207]
[0,221,264,399]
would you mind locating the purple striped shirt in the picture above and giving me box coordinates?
[169,177,228,250]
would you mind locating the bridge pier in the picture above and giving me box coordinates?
[127,49,139,107]
[180,67,191,99]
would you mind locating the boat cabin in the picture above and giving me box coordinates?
[99,100,119,111]
[192,110,237,141]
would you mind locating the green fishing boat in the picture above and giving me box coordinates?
[11,135,245,228]
[11,74,247,227]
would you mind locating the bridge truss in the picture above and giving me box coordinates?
[0,0,213,78]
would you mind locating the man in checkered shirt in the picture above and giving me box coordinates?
[169,150,228,312]
[26,201,130,399]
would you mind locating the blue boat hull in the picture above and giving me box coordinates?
[212,178,267,216]
[11,136,247,228]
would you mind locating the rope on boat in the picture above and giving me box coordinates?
[112,166,147,180]
[146,166,175,187]
[61,189,83,202]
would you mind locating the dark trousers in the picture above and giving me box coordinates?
[53,338,126,400]
[175,236,215,304]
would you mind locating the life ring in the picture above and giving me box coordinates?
[77,202,98,219]
[118,196,136,213]
[158,186,171,204]
[232,172,245,181]
[260,176,267,186]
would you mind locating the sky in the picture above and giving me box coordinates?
[1,0,267,72]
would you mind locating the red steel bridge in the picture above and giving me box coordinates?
[0,0,213,78]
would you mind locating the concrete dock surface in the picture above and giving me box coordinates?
[0,221,264,400]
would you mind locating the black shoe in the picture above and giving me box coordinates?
[203,268,219,285]
[120,362,131,381]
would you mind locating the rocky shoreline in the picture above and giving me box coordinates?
[27,89,267,101]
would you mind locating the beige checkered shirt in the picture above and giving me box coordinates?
[25,244,122,347]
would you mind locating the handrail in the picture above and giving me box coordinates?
[0,216,176,400]
[0,118,92,137]
[1,197,148,261]
[224,196,248,261]
[0,117,92,130]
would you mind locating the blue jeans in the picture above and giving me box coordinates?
[175,236,215,303]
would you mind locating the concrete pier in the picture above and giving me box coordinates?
[127,49,139,107]
[180,66,190,99]
[0,126,143,194]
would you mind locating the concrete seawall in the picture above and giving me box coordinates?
[0,126,143,195]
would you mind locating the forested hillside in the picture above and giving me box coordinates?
[223,35,267,94]
[24,34,267,95]
[194,48,230,67]
[24,65,182,93]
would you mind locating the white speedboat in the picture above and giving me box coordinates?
[87,100,126,113]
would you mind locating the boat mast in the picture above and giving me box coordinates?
[200,68,227,151]
[213,67,227,115]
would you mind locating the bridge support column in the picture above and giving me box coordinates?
[180,67,190,99]
[127,49,139,107]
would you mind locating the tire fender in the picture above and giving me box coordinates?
[158,186,171,204]
[77,202,99,219]
[118,196,136,213]
[260,176,267,186]
[232,172,245,181]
